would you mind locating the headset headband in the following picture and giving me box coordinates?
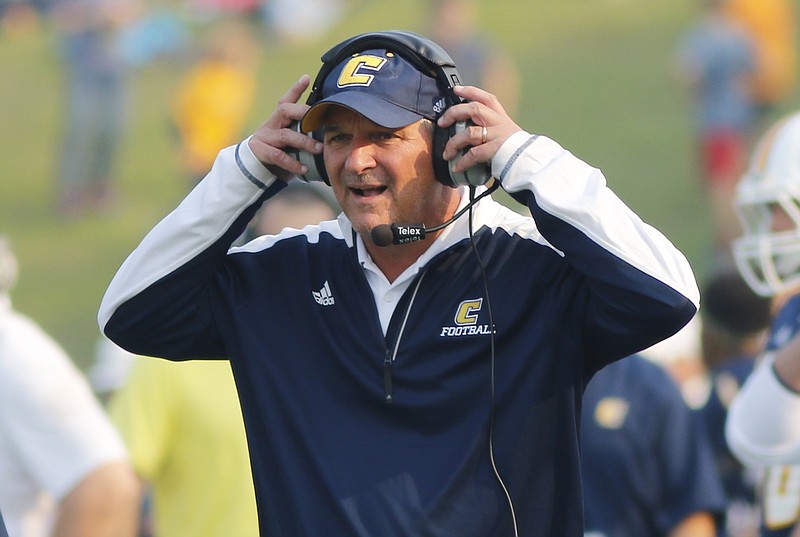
[297,30,490,187]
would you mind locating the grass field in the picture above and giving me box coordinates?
[2,0,799,370]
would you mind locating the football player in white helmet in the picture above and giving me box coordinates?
[732,111,800,299]
[726,111,800,536]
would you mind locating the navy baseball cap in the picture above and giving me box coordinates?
[300,49,445,133]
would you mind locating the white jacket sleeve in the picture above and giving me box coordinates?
[726,353,800,467]
[97,140,284,359]
[492,130,699,309]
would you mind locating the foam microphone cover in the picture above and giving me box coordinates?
[371,224,395,247]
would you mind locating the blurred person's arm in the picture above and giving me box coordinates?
[774,331,800,390]
[51,461,142,537]
[668,512,717,537]
[726,345,800,467]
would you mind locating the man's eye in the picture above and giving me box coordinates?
[325,134,347,144]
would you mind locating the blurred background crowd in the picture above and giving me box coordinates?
[1,0,800,535]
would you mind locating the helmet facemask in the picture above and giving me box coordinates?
[734,190,800,297]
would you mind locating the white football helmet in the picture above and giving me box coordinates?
[733,111,800,297]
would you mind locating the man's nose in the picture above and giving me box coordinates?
[344,139,377,175]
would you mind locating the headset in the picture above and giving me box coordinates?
[290,30,491,188]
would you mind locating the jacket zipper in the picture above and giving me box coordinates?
[384,349,393,404]
[383,269,428,404]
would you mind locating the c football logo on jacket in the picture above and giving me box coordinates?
[455,299,482,325]
[440,298,492,337]
[337,54,388,88]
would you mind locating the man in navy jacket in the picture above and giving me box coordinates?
[99,31,699,536]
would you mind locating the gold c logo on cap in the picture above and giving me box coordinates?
[337,54,388,88]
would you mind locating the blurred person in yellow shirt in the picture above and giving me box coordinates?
[108,358,257,537]
[171,18,258,183]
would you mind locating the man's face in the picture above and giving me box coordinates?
[321,107,456,239]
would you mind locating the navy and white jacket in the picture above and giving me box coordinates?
[99,130,699,536]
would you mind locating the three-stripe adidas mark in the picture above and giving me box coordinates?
[313,281,335,306]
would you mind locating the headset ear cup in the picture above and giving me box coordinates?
[447,120,491,187]
[432,120,491,188]
[432,123,456,188]
[295,146,325,183]
[296,147,328,184]
[312,142,329,185]
[290,123,329,184]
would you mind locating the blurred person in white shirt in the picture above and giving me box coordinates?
[0,236,140,537]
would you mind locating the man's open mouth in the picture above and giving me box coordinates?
[352,186,387,197]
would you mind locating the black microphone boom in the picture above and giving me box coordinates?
[369,181,501,247]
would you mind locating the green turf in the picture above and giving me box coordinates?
[1,0,799,370]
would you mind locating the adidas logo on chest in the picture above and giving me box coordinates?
[313,281,335,306]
